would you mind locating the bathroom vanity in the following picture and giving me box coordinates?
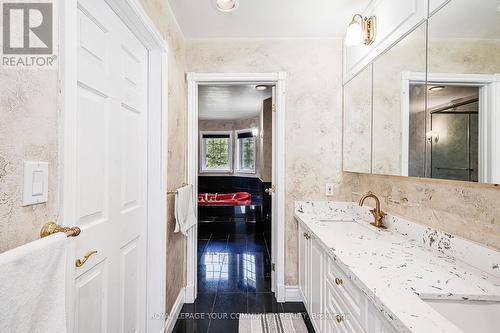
[295,201,500,333]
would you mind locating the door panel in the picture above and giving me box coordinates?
[72,0,149,332]
[75,261,108,333]
[120,239,140,333]
[76,87,109,225]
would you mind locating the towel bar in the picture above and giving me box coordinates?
[167,183,189,195]
[40,222,81,238]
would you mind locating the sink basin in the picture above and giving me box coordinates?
[422,298,500,333]
[326,221,378,236]
[319,218,355,223]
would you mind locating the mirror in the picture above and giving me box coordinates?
[342,0,500,185]
[425,0,500,183]
[372,23,427,176]
[343,64,373,173]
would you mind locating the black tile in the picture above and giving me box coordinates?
[172,317,211,333]
[193,293,217,313]
[281,302,307,313]
[247,293,283,313]
[207,317,239,333]
[204,240,228,252]
[215,253,245,293]
[213,292,248,314]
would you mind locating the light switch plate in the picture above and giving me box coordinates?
[23,161,49,206]
[325,183,335,196]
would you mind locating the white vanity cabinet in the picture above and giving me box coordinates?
[298,223,399,333]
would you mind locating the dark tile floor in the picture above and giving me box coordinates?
[172,230,315,333]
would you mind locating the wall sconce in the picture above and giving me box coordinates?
[426,130,439,143]
[345,14,377,46]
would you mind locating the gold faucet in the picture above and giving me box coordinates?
[358,191,387,229]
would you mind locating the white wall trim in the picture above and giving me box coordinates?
[59,1,168,332]
[186,72,287,303]
[401,71,500,183]
[163,287,185,333]
[284,286,303,302]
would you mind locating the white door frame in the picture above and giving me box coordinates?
[59,1,169,332]
[186,72,287,303]
[401,71,500,183]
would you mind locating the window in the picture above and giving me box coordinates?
[236,129,256,173]
[200,131,233,172]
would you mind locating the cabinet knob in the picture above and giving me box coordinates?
[335,277,343,285]
[336,314,344,323]
[303,232,311,240]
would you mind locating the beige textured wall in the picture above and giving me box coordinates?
[138,0,187,313]
[187,39,344,285]
[0,70,58,253]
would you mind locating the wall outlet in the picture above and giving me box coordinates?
[325,183,335,196]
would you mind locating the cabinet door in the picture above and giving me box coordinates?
[366,301,398,333]
[298,224,309,306]
[309,238,324,332]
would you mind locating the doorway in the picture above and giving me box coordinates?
[401,72,500,183]
[181,73,288,331]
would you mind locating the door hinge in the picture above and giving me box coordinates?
[272,263,276,272]
[272,104,277,113]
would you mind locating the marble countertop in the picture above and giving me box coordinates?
[294,201,500,333]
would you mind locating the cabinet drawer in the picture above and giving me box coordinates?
[324,278,366,333]
[327,257,365,321]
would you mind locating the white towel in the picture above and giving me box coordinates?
[174,184,197,236]
[0,233,69,333]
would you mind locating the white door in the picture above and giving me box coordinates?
[68,0,149,332]
[270,86,277,292]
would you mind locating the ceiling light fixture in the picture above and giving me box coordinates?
[345,14,377,47]
[215,0,239,12]
[429,85,445,92]
[255,85,268,91]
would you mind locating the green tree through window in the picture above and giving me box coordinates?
[205,138,230,168]
[240,137,255,170]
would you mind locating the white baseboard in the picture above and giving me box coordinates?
[184,283,195,303]
[163,287,185,333]
[284,285,303,302]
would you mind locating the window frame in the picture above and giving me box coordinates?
[199,130,234,173]
[235,128,257,174]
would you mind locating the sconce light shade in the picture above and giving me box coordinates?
[215,0,239,12]
[345,16,364,46]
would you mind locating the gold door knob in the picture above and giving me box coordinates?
[336,314,344,323]
[335,277,343,285]
[265,185,276,194]
[75,250,98,268]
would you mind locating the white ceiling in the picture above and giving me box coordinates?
[199,85,272,120]
[410,85,479,112]
[168,0,369,38]
[427,86,478,111]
